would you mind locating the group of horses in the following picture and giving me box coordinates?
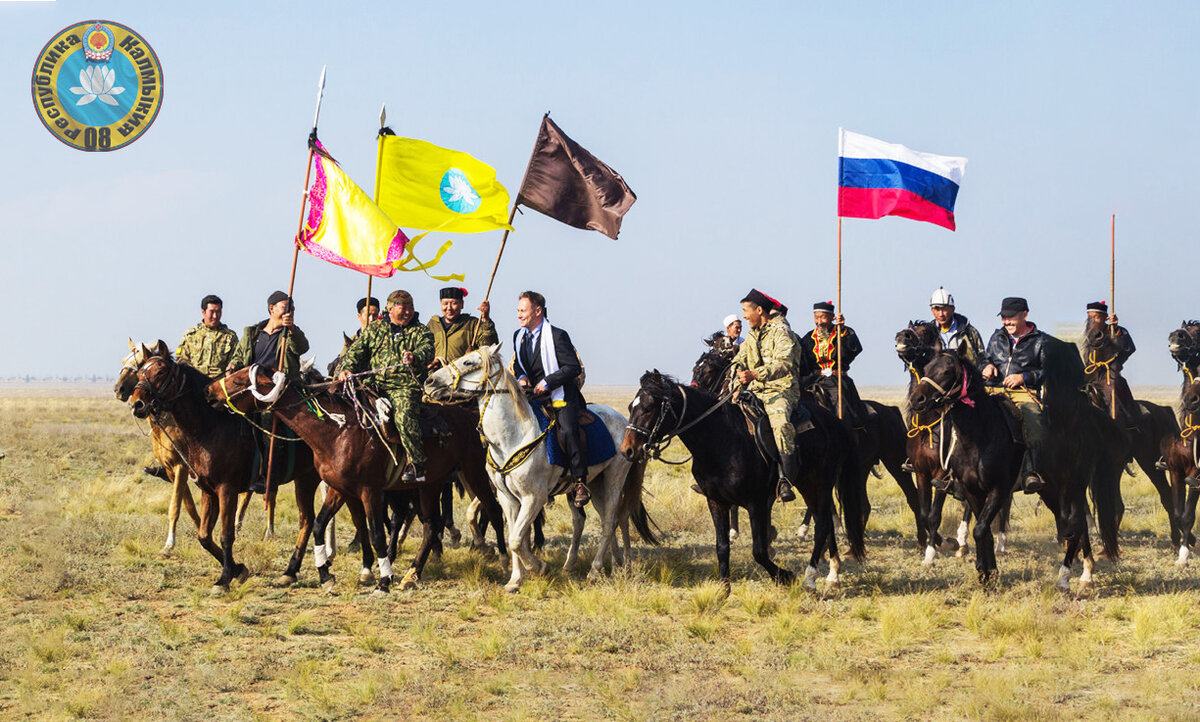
[115,317,1200,597]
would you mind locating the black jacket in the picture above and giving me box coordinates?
[1109,325,1136,371]
[798,325,863,379]
[984,323,1051,390]
[512,324,585,407]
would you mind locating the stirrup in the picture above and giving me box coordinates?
[1155,458,1169,471]
[777,480,796,503]
[900,460,916,473]
[1186,475,1200,490]
[1022,475,1044,494]
[930,475,952,492]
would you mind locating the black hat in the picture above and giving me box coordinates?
[439,287,467,301]
[813,301,835,313]
[356,296,380,313]
[741,288,772,309]
[998,297,1029,317]
[267,290,292,307]
[1086,301,1108,313]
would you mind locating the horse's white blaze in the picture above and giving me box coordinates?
[630,396,639,407]
[996,532,1007,553]
[1056,564,1071,591]
[826,557,841,583]
[796,523,809,541]
[1178,545,1191,567]
[313,543,328,568]
[803,565,818,590]
[378,556,393,579]
[1080,557,1094,584]
[956,520,969,547]
[923,545,936,567]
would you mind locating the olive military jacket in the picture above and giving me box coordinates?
[176,322,238,378]
[229,321,310,381]
[338,316,434,392]
[731,317,800,399]
[427,313,498,364]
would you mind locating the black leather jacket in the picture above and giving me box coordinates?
[984,323,1050,391]
[1109,325,1136,371]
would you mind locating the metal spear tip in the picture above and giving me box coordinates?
[318,65,327,90]
[380,103,386,128]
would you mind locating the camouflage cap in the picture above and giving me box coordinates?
[387,290,413,307]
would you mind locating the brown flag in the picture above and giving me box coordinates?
[516,115,636,240]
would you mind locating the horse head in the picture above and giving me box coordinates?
[622,370,680,462]
[1182,379,1200,416]
[127,341,179,418]
[206,364,287,415]
[1083,315,1116,351]
[908,349,977,415]
[1169,321,1200,369]
[895,321,940,370]
[423,344,505,403]
[690,349,731,394]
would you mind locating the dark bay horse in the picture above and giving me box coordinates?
[208,365,506,593]
[1168,321,1200,380]
[911,338,1125,591]
[1082,317,1181,553]
[128,344,325,593]
[896,321,1012,566]
[622,371,866,590]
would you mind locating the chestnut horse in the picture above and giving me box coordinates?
[128,344,324,593]
[207,365,506,593]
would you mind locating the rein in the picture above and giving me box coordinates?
[628,382,733,463]
[1083,350,1117,386]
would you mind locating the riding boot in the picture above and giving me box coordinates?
[777,451,799,503]
[142,464,170,482]
[573,476,591,508]
[401,462,426,484]
[1020,448,1044,494]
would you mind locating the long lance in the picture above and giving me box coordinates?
[836,216,843,419]
[471,113,546,349]
[264,66,326,508]
[364,104,386,326]
[1110,213,1116,420]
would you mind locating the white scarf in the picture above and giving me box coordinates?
[518,320,565,405]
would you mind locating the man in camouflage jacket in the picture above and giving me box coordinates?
[176,294,238,378]
[337,289,434,483]
[427,286,498,368]
[731,288,800,503]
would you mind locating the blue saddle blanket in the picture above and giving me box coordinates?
[530,403,617,467]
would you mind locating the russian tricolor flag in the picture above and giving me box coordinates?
[838,129,967,231]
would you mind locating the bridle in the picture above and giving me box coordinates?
[134,356,186,416]
[626,381,731,463]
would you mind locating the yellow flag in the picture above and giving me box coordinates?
[376,135,513,234]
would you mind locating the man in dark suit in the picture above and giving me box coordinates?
[512,290,590,508]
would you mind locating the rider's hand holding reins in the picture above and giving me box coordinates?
[736,368,758,385]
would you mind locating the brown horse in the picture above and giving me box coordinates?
[128,343,325,593]
[207,365,506,593]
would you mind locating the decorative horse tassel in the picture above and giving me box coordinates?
[247,364,288,403]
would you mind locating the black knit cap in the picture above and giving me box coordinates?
[740,288,772,309]
[267,290,292,307]
[1086,301,1108,313]
[439,287,467,301]
[998,297,1029,317]
[813,301,835,313]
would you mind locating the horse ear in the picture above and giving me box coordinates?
[343,332,353,345]
[139,342,152,358]
[128,338,136,352]
[957,342,972,360]
[154,340,170,357]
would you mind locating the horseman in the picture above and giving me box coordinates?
[929,287,986,368]
[427,286,498,370]
[731,288,799,504]
[336,290,435,484]
[707,314,743,359]
[799,301,867,428]
[228,291,310,381]
[981,296,1049,494]
[512,290,591,508]
[355,296,380,337]
[176,294,239,378]
[1084,300,1138,424]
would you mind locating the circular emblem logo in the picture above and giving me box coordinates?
[31,21,164,152]
[439,168,481,214]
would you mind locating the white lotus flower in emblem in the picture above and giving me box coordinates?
[443,173,480,207]
[69,65,125,106]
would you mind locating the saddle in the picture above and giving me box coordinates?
[350,385,451,447]
[537,400,597,466]
[735,391,813,463]
[992,393,1026,445]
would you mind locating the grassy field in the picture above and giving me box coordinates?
[3,387,1200,720]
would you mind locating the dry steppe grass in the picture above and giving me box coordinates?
[3,389,1200,720]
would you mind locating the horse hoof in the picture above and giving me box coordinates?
[235,566,250,585]
[955,546,969,559]
[586,569,602,583]
[371,587,390,597]
[210,584,228,596]
[802,566,817,591]
[262,529,273,541]
[447,527,462,547]
[1177,547,1190,568]
[359,568,374,585]
[1078,579,1093,594]
[536,559,549,576]
[400,569,419,591]
[322,577,337,595]
[504,582,520,594]
[796,524,809,541]
[728,528,739,542]
[825,579,839,592]
[274,574,297,587]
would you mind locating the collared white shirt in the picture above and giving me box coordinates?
[517,320,545,377]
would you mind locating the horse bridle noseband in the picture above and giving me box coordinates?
[134,356,186,415]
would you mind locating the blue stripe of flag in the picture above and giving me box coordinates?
[838,157,960,213]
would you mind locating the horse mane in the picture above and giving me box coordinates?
[1040,334,1088,423]
[482,349,532,423]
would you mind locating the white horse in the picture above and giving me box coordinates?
[424,345,656,592]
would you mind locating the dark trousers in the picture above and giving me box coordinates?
[815,375,866,428]
[554,400,587,479]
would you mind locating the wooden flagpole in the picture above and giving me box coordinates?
[472,113,546,348]
[264,66,326,506]
[1110,213,1116,419]
[836,216,843,419]
[365,104,387,321]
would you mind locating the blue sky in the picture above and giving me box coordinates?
[1,2,1196,385]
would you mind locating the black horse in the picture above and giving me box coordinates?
[622,371,867,590]
[1168,320,1200,381]
[896,321,1012,565]
[911,337,1125,590]
[1082,317,1181,551]
[1161,325,1200,566]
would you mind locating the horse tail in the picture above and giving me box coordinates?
[1090,439,1124,562]
[619,459,660,546]
[835,438,868,562]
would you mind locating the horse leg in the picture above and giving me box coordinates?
[729,507,739,542]
[318,482,337,559]
[1078,528,1095,592]
[973,488,1005,587]
[466,496,486,550]
[277,473,320,586]
[310,491,344,591]
[340,495,374,593]
[918,478,940,567]
[564,505,585,573]
[213,484,247,594]
[458,464,506,560]
[360,490,392,593]
[707,498,733,592]
[587,466,625,582]
[887,460,925,547]
[195,488,224,564]
[1057,492,1087,593]
[797,507,812,541]
[441,482,461,547]
[954,498,971,558]
[400,487,444,591]
[747,500,790,586]
[532,509,546,554]
[163,464,190,553]
[234,491,252,535]
[1139,449,1179,548]
[804,494,834,591]
[506,493,548,592]
[1181,485,1200,568]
